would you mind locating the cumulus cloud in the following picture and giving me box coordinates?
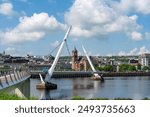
[118,46,149,56]
[130,31,143,41]
[118,51,127,56]
[115,0,150,14]
[0,13,66,44]
[0,3,15,16]
[5,47,18,55]
[138,46,149,54]
[65,0,142,40]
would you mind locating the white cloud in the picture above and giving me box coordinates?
[130,31,143,41]
[138,46,149,54]
[118,51,127,56]
[65,0,142,40]
[0,13,66,44]
[115,0,150,14]
[5,47,18,55]
[118,46,149,56]
[0,3,15,16]
[129,48,138,55]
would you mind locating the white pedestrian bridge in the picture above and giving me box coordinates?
[0,70,30,90]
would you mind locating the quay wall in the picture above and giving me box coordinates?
[30,71,150,78]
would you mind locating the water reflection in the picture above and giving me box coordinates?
[2,76,150,100]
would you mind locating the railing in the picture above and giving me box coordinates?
[0,70,30,90]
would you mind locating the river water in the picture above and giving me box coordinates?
[2,76,150,100]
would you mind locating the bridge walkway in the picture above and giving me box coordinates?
[0,70,30,90]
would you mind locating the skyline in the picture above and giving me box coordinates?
[0,0,150,56]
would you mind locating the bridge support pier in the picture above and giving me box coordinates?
[36,82,57,90]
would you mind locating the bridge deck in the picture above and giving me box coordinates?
[0,71,30,90]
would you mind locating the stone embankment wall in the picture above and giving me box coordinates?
[30,71,150,78]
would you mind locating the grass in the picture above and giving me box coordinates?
[0,92,38,100]
[89,97,109,100]
[1,93,150,100]
[142,97,150,100]
[72,96,85,100]
[114,98,132,100]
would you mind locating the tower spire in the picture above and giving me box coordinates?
[74,46,77,52]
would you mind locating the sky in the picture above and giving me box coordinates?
[0,0,150,56]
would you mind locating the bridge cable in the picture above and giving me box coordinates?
[48,40,71,70]
[49,41,62,56]
[65,40,71,57]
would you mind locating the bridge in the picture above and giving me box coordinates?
[0,26,103,91]
[0,70,30,90]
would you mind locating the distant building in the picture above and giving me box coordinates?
[4,56,29,63]
[0,52,11,63]
[129,59,139,66]
[139,53,150,67]
[72,47,89,71]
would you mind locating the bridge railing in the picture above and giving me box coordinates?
[0,70,30,90]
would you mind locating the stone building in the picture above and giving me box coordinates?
[72,47,89,71]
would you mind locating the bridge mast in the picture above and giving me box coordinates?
[82,45,104,81]
[45,26,72,82]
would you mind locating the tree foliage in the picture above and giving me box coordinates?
[119,64,136,72]
[97,65,113,72]
[142,66,149,71]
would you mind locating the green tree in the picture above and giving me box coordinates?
[103,65,113,72]
[142,66,149,71]
[119,64,136,72]
[128,65,136,71]
[137,64,141,71]
[119,64,130,72]
[96,66,103,71]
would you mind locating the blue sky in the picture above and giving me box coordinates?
[0,0,150,56]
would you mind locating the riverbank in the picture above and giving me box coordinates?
[31,71,150,78]
[103,72,150,77]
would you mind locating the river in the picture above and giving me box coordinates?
[2,76,150,100]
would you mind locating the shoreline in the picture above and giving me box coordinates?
[30,71,150,78]
[103,72,150,77]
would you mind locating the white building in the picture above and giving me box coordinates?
[140,53,150,67]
